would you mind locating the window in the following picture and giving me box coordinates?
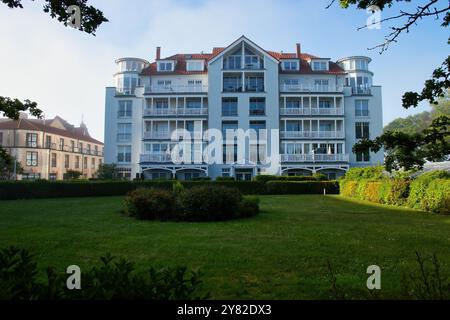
[312,61,328,71]
[117,123,132,142]
[284,79,299,86]
[221,168,231,177]
[23,173,41,180]
[186,61,204,71]
[59,138,64,151]
[26,133,38,148]
[355,100,369,117]
[245,76,264,92]
[223,55,241,69]
[94,145,98,156]
[117,146,132,163]
[75,156,80,169]
[70,140,75,152]
[158,62,173,72]
[91,158,96,169]
[355,122,370,139]
[118,100,132,118]
[79,142,83,154]
[156,80,172,89]
[186,99,201,109]
[117,75,138,94]
[222,98,238,116]
[188,80,202,86]
[26,151,38,166]
[356,149,370,162]
[45,135,51,148]
[51,153,57,168]
[283,61,298,71]
[84,157,88,169]
[319,100,332,108]
[249,98,265,116]
[0,132,3,146]
[222,121,238,138]
[154,98,169,109]
[355,59,368,70]
[286,98,301,109]
[249,121,266,135]
[64,155,70,168]
[244,55,262,69]
[87,144,91,155]
[223,76,242,92]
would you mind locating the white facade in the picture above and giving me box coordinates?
[104,36,383,180]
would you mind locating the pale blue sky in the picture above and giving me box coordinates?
[0,0,447,140]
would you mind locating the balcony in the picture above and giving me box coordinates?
[281,154,349,162]
[280,107,344,116]
[144,108,208,117]
[281,131,345,139]
[352,87,371,95]
[143,131,206,140]
[140,153,172,163]
[144,85,208,94]
[280,84,344,93]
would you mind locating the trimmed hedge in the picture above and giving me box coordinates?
[0,179,336,200]
[254,175,322,183]
[340,171,450,214]
[265,181,339,195]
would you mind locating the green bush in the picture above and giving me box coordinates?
[177,186,244,221]
[0,247,207,300]
[254,175,318,183]
[364,181,383,203]
[344,166,385,181]
[339,180,358,197]
[385,179,410,206]
[408,171,450,209]
[215,176,235,181]
[312,173,328,181]
[239,196,260,218]
[422,179,450,214]
[123,188,176,220]
[265,181,339,195]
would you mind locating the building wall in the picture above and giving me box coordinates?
[0,128,103,180]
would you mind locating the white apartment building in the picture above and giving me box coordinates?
[104,36,383,180]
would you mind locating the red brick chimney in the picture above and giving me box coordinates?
[296,43,301,58]
[156,46,161,60]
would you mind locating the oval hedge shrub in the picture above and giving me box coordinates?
[177,186,244,221]
[124,188,176,220]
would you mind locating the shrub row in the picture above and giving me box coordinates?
[123,186,260,222]
[340,170,450,214]
[254,174,327,183]
[265,181,339,195]
[0,180,339,200]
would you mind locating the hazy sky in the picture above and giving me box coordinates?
[0,0,447,141]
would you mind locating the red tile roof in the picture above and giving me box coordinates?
[141,46,345,76]
[0,117,103,145]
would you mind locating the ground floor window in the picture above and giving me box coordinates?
[22,173,41,180]
[221,168,231,177]
[49,173,57,181]
[235,169,253,181]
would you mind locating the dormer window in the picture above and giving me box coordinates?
[157,61,173,72]
[186,60,204,72]
[312,60,329,71]
[282,60,299,71]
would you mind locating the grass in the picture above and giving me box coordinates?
[0,195,449,299]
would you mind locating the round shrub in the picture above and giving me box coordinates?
[124,188,176,220]
[239,196,260,218]
[177,186,243,221]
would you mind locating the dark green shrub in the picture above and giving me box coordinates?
[408,171,450,209]
[312,173,328,181]
[215,176,235,181]
[124,188,176,220]
[191,177,211,181]
[239,196,260,218]
[265,181,339,195]
[177,186,243,221]
[254,175,317,183]
[0,247,207,300]
[422,179,450,214]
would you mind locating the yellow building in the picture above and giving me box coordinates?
[0,114,104,180]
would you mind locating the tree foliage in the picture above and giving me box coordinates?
[0,149,23,180]
[331,0,450,170]
[96,163,120,180]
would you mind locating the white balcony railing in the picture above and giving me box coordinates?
[352,87,372,95]
[144,108,208,116]
[140,153,172,163]
[281,131,345,139]
[281,154,349,162]
[280,107,344,116]
[143,131,207,140]
[280,84,344,93]
[144,85,208,94]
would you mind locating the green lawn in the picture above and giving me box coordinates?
[1,195,449,299]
